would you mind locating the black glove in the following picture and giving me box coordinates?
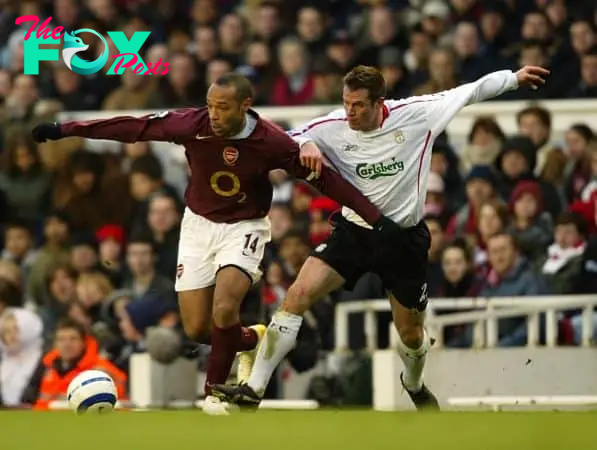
[31,122,62,143]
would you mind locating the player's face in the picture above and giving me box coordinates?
[342,87,383,131]
[206,84,251,137]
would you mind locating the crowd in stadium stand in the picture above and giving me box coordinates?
[0,0,597,407]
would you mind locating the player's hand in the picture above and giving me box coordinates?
[299,141,323,178]
[31,122,62,143]
[515,66,550,90]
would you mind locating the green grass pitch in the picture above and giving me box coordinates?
[3,410,596,450]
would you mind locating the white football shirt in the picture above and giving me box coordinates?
[290,70,519,228]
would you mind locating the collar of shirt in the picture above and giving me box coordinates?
[229,113,258,139]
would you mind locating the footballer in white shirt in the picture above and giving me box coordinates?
[213,64,549,410]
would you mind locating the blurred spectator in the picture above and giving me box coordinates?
[43,67,98,112]
[581,141,597,202]
[264,203,294,266]
[308,196,339,247]
[310,57,344,104]
[96,224,126,287]
[507,180,553,265]
[296,6,327,61]
[277,229,311,281]
[102,69,156,111]
[33,319,126,410]
[356,5,406,67]
[495,136,562,219]
[326,30,355,72]
[567,47,597,98]
[563,124,594,203]
[378,47,410,99]
[37,264,76,339]
[115,293,180,371]
[251,1,283,48]
[0,279,23,316]
[481,233,548,347]
[271,37,314,106]
[460,116,505,174]
[143,192,181,279]
[53,150,132,231]
[0,132,52,222]
[452,21,493,82]
[69,231,99,275]
[27,212,71,305]
[0,308,44,407]
[541,212,588,295]
[76,272,114,324]
[425,215,445,294]
[149,53,203,108]
[433,237,483,347]
[420,1,451,46]
[1,219,38,292]
[424,172,452,228]
[446,165,497,237]
[123,232,175,304]
[516,105,558,177]
[413,47,458,95]
[474,198,509,271]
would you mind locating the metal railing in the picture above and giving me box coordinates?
[334,295,597,351]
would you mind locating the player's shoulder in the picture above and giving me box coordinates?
[301,107,347,133]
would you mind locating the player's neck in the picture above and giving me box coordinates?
[225,114,247,138]
[360,109,384,132]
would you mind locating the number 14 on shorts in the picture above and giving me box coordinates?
[242,233,259,256]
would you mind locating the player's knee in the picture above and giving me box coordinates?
[281,283,312,315]
[398,324,425,348]
[212,295,241,327]
[182,319,211,344]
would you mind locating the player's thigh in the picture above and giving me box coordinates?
[309,222,365,292]
[215,218,271,285]
[378,223,430,330]
[282,256,346,314]
[178,285,215,341]
[175,208,218,291]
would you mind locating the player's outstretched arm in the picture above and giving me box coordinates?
[31,109,198,144]
[403,65,549,136]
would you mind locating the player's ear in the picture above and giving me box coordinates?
[240,97,252,112]
[374,97,385,109]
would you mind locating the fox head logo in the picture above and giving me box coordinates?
[61,29,109,75]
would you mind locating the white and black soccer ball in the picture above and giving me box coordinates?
[67,370,118,414]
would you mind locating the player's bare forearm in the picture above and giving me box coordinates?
[309,167,382,226]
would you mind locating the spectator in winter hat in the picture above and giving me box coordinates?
[506,180,553,266]
[446,165,497,237]
[541,212,588,295]
[308,196,340,247]
[96,224,125,287]
[424,172,452,229]
[115,294,180,371]
[569,189,597,235]
[378,47,410,99]
[495,136,563,219]
[326,29,355,72]
[474,198,510,272]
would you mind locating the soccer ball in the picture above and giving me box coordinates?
[67,370,118,414]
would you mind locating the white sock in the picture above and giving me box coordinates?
[247,311,303,395]
[396,329,430,392]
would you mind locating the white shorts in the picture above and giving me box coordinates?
[175,208,271,291]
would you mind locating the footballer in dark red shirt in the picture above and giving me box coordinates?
[32,73,399,414]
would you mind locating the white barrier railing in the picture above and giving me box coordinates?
[334,295,597,351]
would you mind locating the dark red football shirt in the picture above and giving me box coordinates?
[59,108,382,225]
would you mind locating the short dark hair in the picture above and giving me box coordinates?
[56,317,87,339]
[279,228,310,248]
[516,105,552,130]
[0,278,23,308]
[343,65,386,102]
[468,116,505,144]
[130,153,163,181]
[127,230,156,251]
[3,218,33,235]
[214,72,254,103]
[488,232,520,252]
[442,236,474,264]
[556,211,588,237]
